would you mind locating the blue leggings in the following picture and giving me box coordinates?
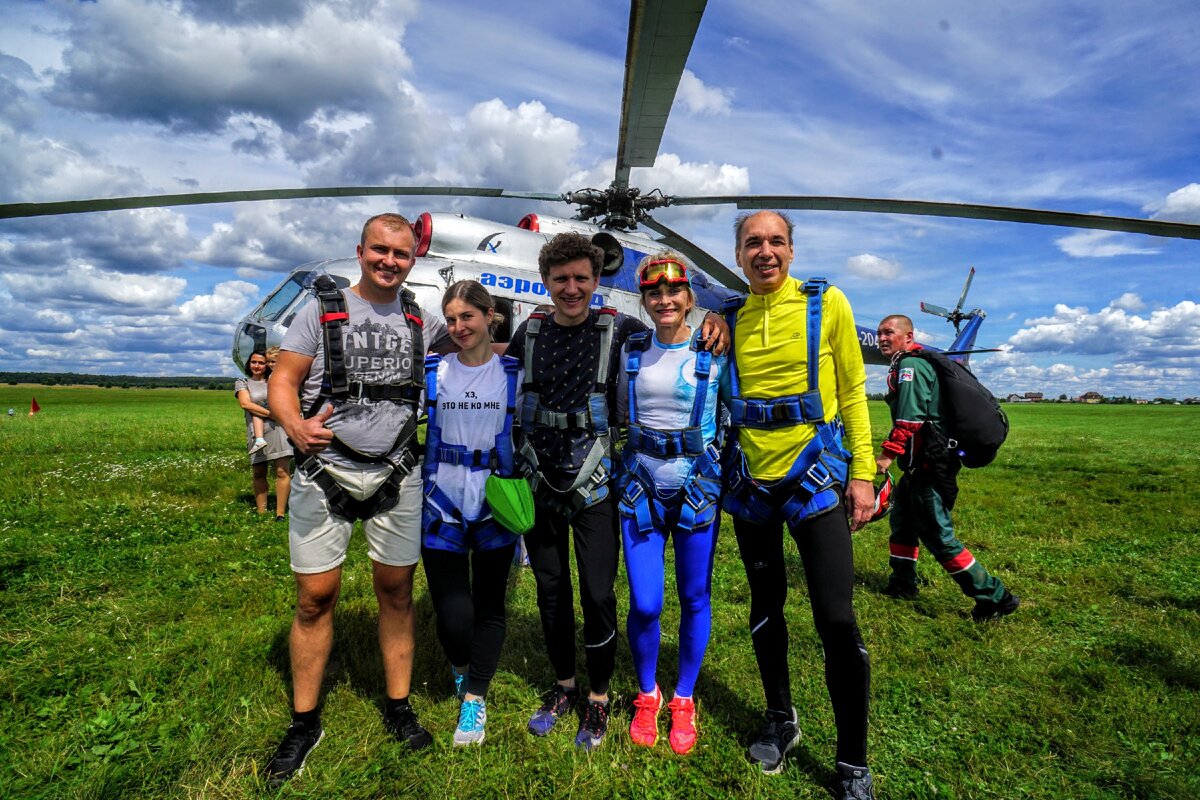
[621,506,718,698]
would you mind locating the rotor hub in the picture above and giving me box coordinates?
[565,184,671,230]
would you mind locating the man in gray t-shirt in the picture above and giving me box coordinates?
[264,213,449,786]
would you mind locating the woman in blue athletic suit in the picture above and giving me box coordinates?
[421,280,524,746]
[616,253,727,755]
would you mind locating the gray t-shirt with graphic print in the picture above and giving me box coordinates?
[282,287,449,469]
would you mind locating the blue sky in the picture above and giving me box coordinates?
[1,0,1198,398]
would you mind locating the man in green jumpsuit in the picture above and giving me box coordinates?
[875,315,1019,620]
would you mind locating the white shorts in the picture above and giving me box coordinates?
[288,462,423,573]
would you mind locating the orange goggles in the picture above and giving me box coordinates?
[638,258,690,288]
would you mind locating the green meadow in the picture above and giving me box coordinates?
[1,386,1197,799]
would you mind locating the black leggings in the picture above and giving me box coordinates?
[526,497,619,695]
[422,542,516,697]
[733,500,870,766]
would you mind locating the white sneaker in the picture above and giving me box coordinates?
[250,437,268,454]
[453,698,487,746]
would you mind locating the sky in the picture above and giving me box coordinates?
[1,0,1198,398]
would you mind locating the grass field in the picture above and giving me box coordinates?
[1,386,1197,799]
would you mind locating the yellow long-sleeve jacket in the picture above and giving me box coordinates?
[731,277,874,482]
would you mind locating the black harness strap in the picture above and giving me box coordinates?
[305,276,425,418]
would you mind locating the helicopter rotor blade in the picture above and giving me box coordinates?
[920,301,953,318]
[0,187,564,220]
[640,214,746,290]
[941,347,1002,356]
[666,194,1200,241]
[955,266,976,314]
[614,0,708,193]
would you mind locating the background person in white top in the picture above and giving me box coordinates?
[422,279,524,746]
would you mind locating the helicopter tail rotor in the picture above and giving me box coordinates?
[921,267,978,334]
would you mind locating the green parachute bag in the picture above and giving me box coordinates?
[485,474,535,535]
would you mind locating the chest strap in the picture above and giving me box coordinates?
[423,354,523,523]
[624,330,713,458]
[723,278,828,429]
[518,308,617,516]
[306,275,424,418]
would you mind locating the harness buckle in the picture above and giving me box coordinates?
[347,381,364,401]
[804,459,832,489]
[300,456,327,480]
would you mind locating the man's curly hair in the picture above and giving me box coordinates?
[537,232,604,280]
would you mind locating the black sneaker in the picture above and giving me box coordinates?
[574,698,610,751]
[528,683,580,736]
[383,704,433,750]
[882,579,919,600]
[834,762,876,800]
[264,721,324,786]
[747,707,799,774]
[972,590,1020,621]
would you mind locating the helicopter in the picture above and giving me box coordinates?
[227,209,990,373]
[3,0,1197,377]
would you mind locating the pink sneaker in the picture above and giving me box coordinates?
[668,695,697,755]
[628,685,662,747]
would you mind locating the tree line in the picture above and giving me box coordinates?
[1,372,232,390]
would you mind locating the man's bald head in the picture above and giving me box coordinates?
[876,314,915,358]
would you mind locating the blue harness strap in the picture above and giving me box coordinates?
[721,278,852,527]
[421,354,522,551]
[619,330,722,536]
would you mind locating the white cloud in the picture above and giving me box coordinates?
[1111,292,1145,312]
[46,0,416,133]
[1152,182,1200,223]
[178,280,260,322]
[1008,298,1200,358]
[458,100,583,189]
[1,207,196,275]
[676,70,732,116]
[194,201,362,272]
[4,265,185,307]
[1055,229,1160,258]
[565,153,748,199]
[845,253,901,280]
[0,126,144,204]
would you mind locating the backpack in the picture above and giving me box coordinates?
[898,349,1008,468]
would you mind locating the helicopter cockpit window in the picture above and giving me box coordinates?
[257,272,309,322]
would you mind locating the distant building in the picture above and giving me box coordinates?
[1078,391,1103,404]
[1024,392,1044,402]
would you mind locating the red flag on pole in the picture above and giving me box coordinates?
[30,397,40,415]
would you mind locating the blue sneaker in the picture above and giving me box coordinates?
[574,698,610,751]
[452,667,468,701]
[528,683,579,736]
[453,698,487,746]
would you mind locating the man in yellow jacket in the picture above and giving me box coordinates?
[723,210,875,800]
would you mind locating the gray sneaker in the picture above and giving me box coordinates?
[834,762,876,800]
[453,698,487,746]
[747,707,799,774]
